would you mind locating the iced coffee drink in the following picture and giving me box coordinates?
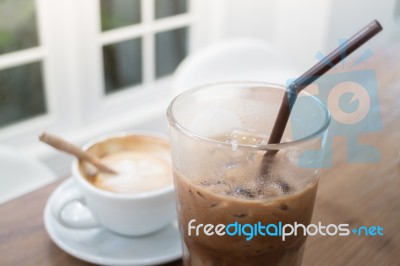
[167,82,330,266]
[175,134,318,265]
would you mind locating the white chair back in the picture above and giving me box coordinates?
[172,38,300,96]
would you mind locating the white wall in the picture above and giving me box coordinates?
[325,0,399,52]
[197,0,400,70]
[274,0,332,70]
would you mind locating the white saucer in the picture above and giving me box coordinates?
[44,178,182,266]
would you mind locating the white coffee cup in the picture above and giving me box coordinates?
[51,131,176,236]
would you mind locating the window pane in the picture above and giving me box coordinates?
[155,27,188,78]
[155,0,187,19]
[0,62,46,127]
[0,0,39,54]
[100,0,141,31]
[103,38,142,94]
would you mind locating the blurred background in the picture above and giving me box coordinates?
[0,0,399,179]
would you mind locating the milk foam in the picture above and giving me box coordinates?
[94,151,172,193]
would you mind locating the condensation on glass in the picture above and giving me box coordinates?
[0,62,46,127]
[155,0,187,19]
[102,38,142,94]
[155,27,189,78]
[100,0,141,31]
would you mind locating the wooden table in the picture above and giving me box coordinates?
[1,42,399,266]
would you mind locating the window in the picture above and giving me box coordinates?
[0,0,45,128]
[155,27,189,78]
[0,0,198,165]
[88,0,191,123]
[100,0,141,31]
[0,62,46,126]
[102,37,143,93]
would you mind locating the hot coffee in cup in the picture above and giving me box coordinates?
[80,134,172,194]
[52,132,176,236]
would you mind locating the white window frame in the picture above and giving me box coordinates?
[0,0,210,168]
[0,1,88,148]
[76,0,196,123]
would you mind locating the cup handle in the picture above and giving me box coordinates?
[51,184,100,229]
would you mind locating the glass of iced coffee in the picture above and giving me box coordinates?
[167,82,330,266]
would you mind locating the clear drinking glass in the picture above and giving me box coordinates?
[167,82,331,266]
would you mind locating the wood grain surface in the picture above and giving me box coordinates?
[0,42,399,266]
